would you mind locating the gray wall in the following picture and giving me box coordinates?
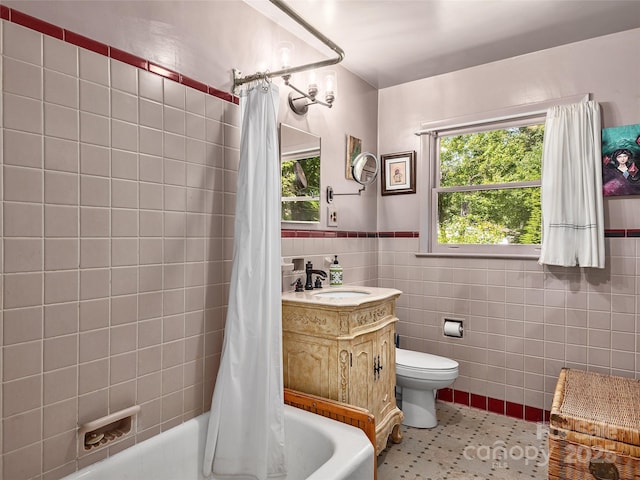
[378,28,640,231]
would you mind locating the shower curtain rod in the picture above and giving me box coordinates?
[233,0,345,93]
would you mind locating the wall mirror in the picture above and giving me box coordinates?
[280,124,321,223]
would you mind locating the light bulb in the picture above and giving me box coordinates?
[307,71,318,98]
[307,71,318,88]
[278,41,294,69]
[324,71,337,104]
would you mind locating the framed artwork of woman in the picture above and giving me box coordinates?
[602,123,640,197]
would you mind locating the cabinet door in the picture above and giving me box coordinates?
[349,332,376,412]
[373,323,396,420]
[283,333,335,399]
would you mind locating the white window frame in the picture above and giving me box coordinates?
[417,94,589,258]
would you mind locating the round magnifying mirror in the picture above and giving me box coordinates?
[352,152,379,186]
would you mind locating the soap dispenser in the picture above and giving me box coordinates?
[329,255,343,286]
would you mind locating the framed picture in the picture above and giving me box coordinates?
[381,151,416,195]
[346,135,362,180]
[602,123,640,197]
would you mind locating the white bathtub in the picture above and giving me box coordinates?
[64,405,374,480]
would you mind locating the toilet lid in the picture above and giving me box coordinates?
[396,348,459,371]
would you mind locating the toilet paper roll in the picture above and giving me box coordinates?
[443,320,463,338]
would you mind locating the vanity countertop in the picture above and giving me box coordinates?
[282,286,401,307]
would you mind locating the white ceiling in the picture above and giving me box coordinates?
[246,0,640,89]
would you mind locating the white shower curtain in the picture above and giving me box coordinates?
[203,82,285,479]
[538,100,604,268]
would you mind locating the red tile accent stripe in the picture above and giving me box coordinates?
[505,401,523,419]
[2,6,240,105]
[281,229,420,238]
[181,75,209,93]
[524,405,544,423]
[281,228,640,239]
[10,9,63,39]
[453,390,470,406]
[600,228,640,238]
[284,228,638,239]
[436,388,453,402]
[209,86,237,104]
[470,393,487,410]
[110,47,148,70]
[65,30,109,56]
[488,397,505,415]
[149,62,180,83]
[437,388,551,424]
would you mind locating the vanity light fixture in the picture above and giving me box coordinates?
[279,42,336,115]
[284,70,337,115]
[232,0,344,112]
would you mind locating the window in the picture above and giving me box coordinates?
[419,94,589,257]
[422,113,546,257]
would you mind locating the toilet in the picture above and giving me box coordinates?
[395,348,459,428]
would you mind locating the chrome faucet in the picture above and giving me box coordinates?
[305,261,327,290]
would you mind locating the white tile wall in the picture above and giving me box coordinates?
[0,19,239,480]
[375,236,639,412]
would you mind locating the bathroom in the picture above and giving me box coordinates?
[0,0,639,478]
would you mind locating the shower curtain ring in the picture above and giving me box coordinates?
[262,72,272,91]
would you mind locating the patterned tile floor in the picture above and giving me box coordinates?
[378,401,549,480]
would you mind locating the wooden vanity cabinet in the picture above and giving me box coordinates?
[282,289,404,455]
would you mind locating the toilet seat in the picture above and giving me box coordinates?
[396,348,458,380]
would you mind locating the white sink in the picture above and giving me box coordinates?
[282,286,401,306]
[312,290,371,298]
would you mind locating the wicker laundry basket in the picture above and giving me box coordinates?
[549,368,640,480]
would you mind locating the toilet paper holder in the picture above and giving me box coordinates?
[443,318,464,338]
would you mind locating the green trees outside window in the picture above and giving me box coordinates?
[281,155,320,222]
[437,125,543,246]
